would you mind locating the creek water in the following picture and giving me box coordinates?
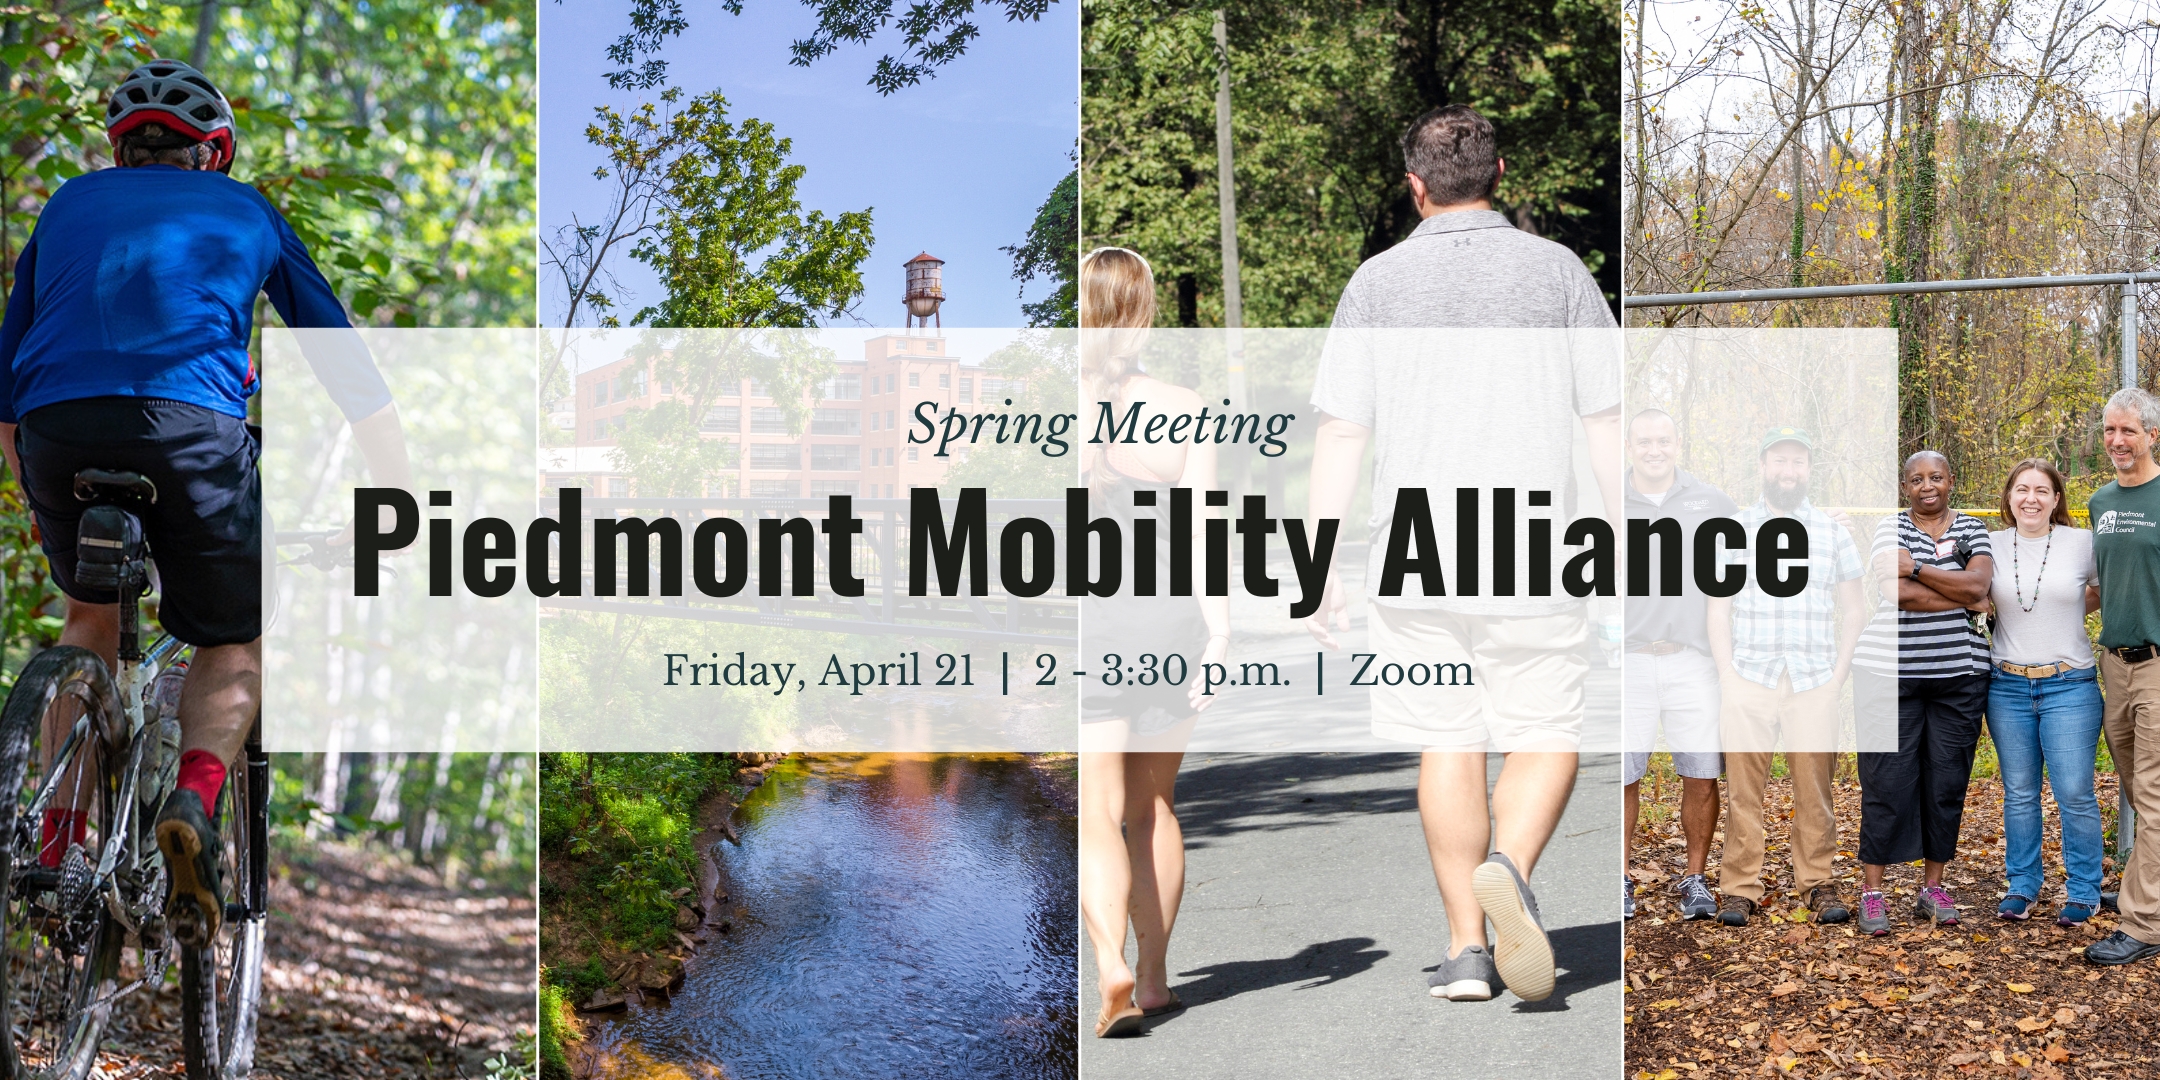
[584,754,1077,1079]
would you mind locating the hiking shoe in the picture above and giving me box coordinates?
[1676,874,1717,920]
[1624,875,1637,920]
[1998,894,2034,921]
[1717,894,1755,927]
[1808,886,1851,924]
[1471,852,1555,1003]
[2085,930,2160,966]
[2057,902,2097,928]
[1858,890,1891,936]
[2103,891,2120,913]
[1428,944,1497,1001]
[154,789,223,945]
[1916,885,1960,926]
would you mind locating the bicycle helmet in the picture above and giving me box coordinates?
[104,59,235,173]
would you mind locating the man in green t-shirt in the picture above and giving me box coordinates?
[2089,386,2160,965]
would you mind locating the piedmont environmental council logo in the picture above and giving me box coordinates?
[2098,510,2121,534]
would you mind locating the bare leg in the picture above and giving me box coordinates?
[1080,751,1136,1018]
[1124,752,1185,1011]
[1862,863,1884,891]
[1623,780,1639,870]
[1420,752,1493,955]
[1490,750,1577,876]
[177,638,261,768]
[1922,859,1946,889]
[1680,777,1719,876]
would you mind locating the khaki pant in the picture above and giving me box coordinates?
[1718,671,1841,902]
[2101,652,2160,943]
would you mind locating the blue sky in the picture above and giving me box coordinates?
[539,1,1077,329]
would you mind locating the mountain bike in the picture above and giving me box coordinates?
[0,468,266,1080]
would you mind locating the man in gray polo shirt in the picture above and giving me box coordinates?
[1306,104,1620,1004]
[1621,409,1735,923]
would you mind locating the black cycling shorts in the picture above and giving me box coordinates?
[17,397,260,647]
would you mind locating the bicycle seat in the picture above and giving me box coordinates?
[72,469,157,505]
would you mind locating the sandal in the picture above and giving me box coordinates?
[1095,1003,1145,1038]
[1141,991,1185,1017]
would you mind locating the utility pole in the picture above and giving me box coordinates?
[2125,279,2141,392]
[1212,10,1246,407]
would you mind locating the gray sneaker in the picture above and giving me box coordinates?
[1624,876,1637,919]
[1674,873,1717,920]
[1857,890,1891,936]
[1428,944,1497,1000]
[1471,852,1555,1002]
[1915,885,1960,926]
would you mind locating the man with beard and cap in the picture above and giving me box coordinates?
[1705,427,1867,926]
[1622,409,1737,922]
[1848,451,1993,935]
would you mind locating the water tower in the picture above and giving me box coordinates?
[904,252,945,329]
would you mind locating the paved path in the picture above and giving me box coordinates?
[1081,753,1621,1080]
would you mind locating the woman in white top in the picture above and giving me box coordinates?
[1984,458,2105,925]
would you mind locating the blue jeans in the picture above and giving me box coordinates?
[1986,666,2106,905]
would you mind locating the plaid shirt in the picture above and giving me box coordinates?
[1729,499,1864,691]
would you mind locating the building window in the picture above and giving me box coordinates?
[629,369,648,398]
[809,480,858,496]
[869,411,880,432]
[822,373,861,400]
[613,415,629,434]
[749,479,796,498]
[592,382,607,406]
[908,372,921,388]
[981,378,1003,401]
[907,447,919,462]
[591,420,608,440]
[938,373,950,389]
[702,406,741,433]
[811,445,861,471]
[958,377,972,402]
[748,378,770,398]
[605,477,627,497]
[749,443,801,470]
[885,374,895,394]
[750,407,790,434]
[811,408,860,436]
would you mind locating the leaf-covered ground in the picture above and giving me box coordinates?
[87,840,535,1078]
[1626,768,2159,1079]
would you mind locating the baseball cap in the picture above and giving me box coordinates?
[1759,426,1814,455]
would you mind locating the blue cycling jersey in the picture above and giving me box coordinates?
[0,164,392,423]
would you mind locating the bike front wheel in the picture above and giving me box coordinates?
[178,728,265,1080]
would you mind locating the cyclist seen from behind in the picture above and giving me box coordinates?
[0,60,408,941]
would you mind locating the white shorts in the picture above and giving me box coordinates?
[1621,648,1723,783]
[1367,605,1586,751]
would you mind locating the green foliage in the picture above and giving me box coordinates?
[1083,0,1618,328]
[628,87,875,331]
[1007,168,1078,328]
[270,752,538,888]
[537,983,575,1078]
[609,399,738,496]
[539,752,734,950]
[486,1033,539,1080]
[602,0,1061,94]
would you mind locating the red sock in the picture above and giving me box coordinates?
[39,808,86,869]
[176,750,226,813]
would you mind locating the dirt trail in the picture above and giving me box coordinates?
[92,840,535,1078]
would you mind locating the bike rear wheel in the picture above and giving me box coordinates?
[178,726,264,1080]
[0,646,127,1080]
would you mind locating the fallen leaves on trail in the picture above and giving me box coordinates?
[89,840,536,1078]
[1626,772,2160,1078]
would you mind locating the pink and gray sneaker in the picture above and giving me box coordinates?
[1857,890,1891,936]
[1916,885,1960,925]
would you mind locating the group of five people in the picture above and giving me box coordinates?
[1625,388,2160,967]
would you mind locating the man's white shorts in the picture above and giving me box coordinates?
[1367,604,1585,751]
[1622,648,1723,784]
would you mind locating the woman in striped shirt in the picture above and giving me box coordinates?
[1854,451,1994,935]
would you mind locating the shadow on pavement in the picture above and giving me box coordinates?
[1164,936,1391,1017]
[1173,754,1421,846]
